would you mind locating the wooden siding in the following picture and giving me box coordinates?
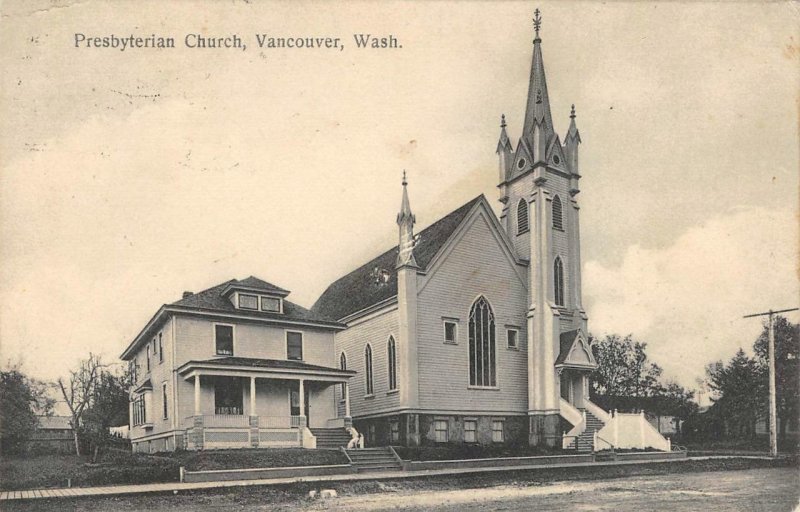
[130,317,175,442]
[174,316,335,368]
[333,308,400,417]
[417,211,529,413]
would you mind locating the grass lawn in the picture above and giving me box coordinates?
[0,448,348,490]
[0,450,180,491]
[1,456,795,512]
[167,447,348,471]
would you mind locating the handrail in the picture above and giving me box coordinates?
[339,446,353,464]
[387,445,404,464]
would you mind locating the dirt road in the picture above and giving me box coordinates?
[306,467,799,511]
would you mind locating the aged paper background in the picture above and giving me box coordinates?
[1,1,798,399]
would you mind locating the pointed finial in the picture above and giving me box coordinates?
[533,8,542,40]
[500,114,507,128]
[402,170,407,186]
[570,104,576,119]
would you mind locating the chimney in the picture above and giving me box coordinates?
[182,291,193,298]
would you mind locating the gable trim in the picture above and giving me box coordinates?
[418,198,528,296]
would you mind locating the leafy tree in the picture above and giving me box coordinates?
[752,316,799,442]
[0,363,54,455]
[705,349,766,438]
[590,334,664,398]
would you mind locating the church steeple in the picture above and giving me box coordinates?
[396,171,418,268]
[521,8,555,159]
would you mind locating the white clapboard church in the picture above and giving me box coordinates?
[121,11,670,454]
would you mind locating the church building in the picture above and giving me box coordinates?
[312,10,597,448]
[122,11,671,453]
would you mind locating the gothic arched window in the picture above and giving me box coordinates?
[554,257,565,306]
[517,199,529,235]
[387,336,397,391]
[469,296,496,387]
[552,195,564,231]
[364,344,374,395]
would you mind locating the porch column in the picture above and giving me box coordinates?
[194,374,201,416]
[344,382,352,429]
[298,379,307,428]
[581,374,589,408]
[249,376,259,448]
[250,376,257,415]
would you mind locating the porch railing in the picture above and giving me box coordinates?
[258,415,301,429]
[204,414,250,428]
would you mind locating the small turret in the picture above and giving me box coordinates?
[396,171,418,268]
[496,114,513,183]
[564,104,582,195]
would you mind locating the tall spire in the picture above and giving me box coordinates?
[396,171,418,268]
[522,8,555,147]
[566,104,581,143]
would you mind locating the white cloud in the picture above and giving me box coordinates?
[584,206,799,389]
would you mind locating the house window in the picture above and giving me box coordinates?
[443,320,457,344]
[158,332,164,363]
[161,382,168,420]
[129,360,137,384]
[387,336,397,391]
[390,420,400,443]
[464,420,477,443]
[554,257,565,307]
[364,344,374,395]
[517,198,529,234]
[239,294,258,310]
[215,325,234,356]
[132,395,146,426]
[552,195,564,231]
[469,296,496,387]
[214,377,243,415]
[260,296,281,313]
[146,345,151,373]
[286,331,303,360]
[434,419,448,443]
[492,420,505,442]
[507,328,519,349]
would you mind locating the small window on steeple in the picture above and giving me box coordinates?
[552,195,564,231]
[517,199,529,235]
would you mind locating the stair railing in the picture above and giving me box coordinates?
[340,446,354,464]
[593,432,617,455]
[387,445,404,466]
[562,433,580,451]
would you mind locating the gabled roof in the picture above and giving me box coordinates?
[121,277,344,360]
[311,195,484,322]
[556,329,596,368]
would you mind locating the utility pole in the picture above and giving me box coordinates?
[742,307,798,457]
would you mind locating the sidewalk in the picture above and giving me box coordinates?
[0,455,775,501]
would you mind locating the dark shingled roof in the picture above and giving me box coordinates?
[172,278,341,327]
[556,329,582,365]
[179,356,355,375]
[311,195,484,321]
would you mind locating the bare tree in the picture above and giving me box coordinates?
[57,353,105,456]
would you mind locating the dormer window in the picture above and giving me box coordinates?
[261,296,281,313]
[238,294,258,310]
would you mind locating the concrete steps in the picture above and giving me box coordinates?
[575,409,605,452]
[310,428,352,450]
[345,447,402,472]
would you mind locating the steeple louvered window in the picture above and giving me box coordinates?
[516,199,529,235]
[552,195,564,231]
[469,296,496,387]
[554,257,565,307]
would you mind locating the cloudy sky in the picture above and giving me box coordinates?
[1,1,798,396]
